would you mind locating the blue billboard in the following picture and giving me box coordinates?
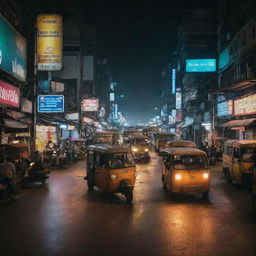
[186,59,216,72]
[0,14,27,82]
[38,95,64,112]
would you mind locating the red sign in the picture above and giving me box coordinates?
[0,80,20,108]
[176,110,183,122]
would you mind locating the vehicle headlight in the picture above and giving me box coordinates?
[132,148,138,152]
[145,148,149,152]
[175,174,182,180]
[203,173,209,179]
[30,162,35,167]
[110,174,118,179]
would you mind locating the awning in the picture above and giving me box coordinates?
[221,118,256,127]
[211,80,256,94]
[4,119,29,129]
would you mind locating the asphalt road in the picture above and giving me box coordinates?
[1,152,256,256]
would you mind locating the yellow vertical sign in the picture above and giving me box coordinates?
[37,14,63,71]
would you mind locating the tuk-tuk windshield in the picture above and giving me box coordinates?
[131,138,148,146]
[159,137,173,142]
[242,147,256,162]
[108,152,135,169]
[173,155,208,170]
[95,135,113,144]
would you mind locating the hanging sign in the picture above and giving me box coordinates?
[37,14,63,71]
[0,80,20,108]
[38,95,64,112]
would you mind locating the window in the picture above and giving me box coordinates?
[173,155,207,170]
[108,152,135,169]
[227,146,233,156]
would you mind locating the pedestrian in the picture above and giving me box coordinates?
[0,154,16,196]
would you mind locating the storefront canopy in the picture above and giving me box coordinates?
[221,118,256,128]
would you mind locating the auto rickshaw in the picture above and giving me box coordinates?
[129,134,150,163]
[162,147,210,199]
[123,130,141,144]
[223,140,256,188]
[85,144,136,203]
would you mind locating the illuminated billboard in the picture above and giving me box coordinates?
[0,14,27,82]
[0,80,20,108]
[234,94,256,116]
[81,98,99,112]
[38,95,64,112]
[186,59,216,72]
[37,14,63,71]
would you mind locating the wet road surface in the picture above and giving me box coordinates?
[1,152,256,256]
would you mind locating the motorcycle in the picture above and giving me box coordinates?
[22,161,50,186]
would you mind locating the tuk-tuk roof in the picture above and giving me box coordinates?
[128,134,148,139]
[224,140,256,147]
[163,147,206,156]
[94,131,117,135]
[166,140,196,148]
[87,144,132,153]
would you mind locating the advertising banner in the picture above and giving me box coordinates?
[186,59,216,72]
[38,95,64,112]
[65,112,79,120]
[81,98,99,112]
[0,80,20,108]
[176,110,182,122]
[234,94,256,116]
[37,14,63,71]
[0,14,27,82]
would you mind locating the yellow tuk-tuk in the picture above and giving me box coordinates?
[223,140,256,187]
[129,134,150,162]
[162,147,210,199]
[85,144,136,203]
[153,132,175,153]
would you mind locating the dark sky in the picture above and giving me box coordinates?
[85,0,216,124]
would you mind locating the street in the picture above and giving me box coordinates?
[0,152,256,256]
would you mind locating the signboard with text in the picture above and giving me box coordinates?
[81,98,99,112]
[37,14,63,71]
[38,95,64,112]
[217,100,233,117]
[0,80,20,108]
[186,59,216,72]
[0,14,27,81]
[234,94,256,116]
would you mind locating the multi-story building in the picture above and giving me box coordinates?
[175,8,217,146]
[215,0,256,140]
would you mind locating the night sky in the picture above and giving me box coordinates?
[85,0,216,124]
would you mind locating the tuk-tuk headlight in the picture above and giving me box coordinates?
[132,148,138,152]
[175,174,182,180]
[30,162,35,167]
[110,174,118,180]
[203,173,209,179]
[144,148,149,152]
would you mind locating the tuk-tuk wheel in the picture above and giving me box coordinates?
[224,168,232,184]
[87,172,94,191]
[125,188,133,204]
[202,191,209,200]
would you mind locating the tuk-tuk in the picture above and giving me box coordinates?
[0,143,29,179]
[85,144,136,203]
[153,132,175,153]
[129,134,150,162]
[223,140,256,188]
[162,147,210,199]
[92,131,119,145]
